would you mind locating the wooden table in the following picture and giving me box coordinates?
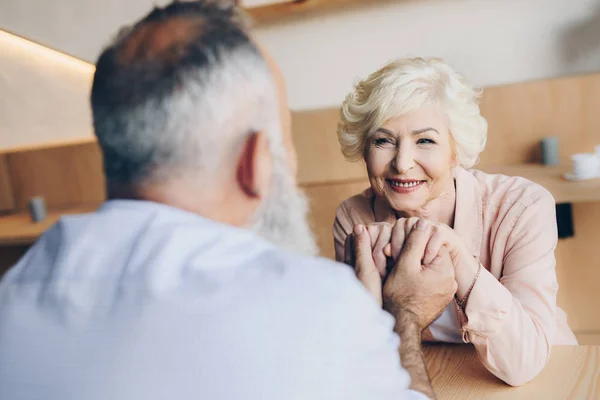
[424,344,599,399]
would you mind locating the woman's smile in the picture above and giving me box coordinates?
[387,178,426,194]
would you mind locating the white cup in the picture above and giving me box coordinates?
[571,153,600,179]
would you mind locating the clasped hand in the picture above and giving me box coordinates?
[347,218,458,330]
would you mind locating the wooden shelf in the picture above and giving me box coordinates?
[302,163,600,205]
[0,204,100,246]
[479,164,600,204]
[245,0,397,25]
[0,165,596,247]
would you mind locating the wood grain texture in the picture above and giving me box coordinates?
[291,72,600,186]
[292,107,367,185]
[0,154,15,212]
[554,202,600,335]
[293,107,365,185]
[302,179,369,258]
[424,345,599,400]
[5,141,106,210]
[479,73,600,166]
[246,0,400,26]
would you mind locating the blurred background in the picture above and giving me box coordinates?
[1,0,600,344]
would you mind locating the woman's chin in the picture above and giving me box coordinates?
[387,196,426,215]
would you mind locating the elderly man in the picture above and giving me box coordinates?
[0,1,456,399]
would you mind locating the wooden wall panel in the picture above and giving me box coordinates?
[479,73,600,166]
[247,0,398,26]
[6,141,106,210]
[303,179,369,259]
[0,154,15,212]
[292,72,600,184]
[554,202,600,335]
[293,108,367,185]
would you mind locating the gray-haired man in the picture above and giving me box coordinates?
[0,2,455,399]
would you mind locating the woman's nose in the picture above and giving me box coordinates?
[392,144,416,174]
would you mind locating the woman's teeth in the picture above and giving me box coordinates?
[390,181,422,188]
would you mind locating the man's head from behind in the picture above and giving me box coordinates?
[91,0,317,256]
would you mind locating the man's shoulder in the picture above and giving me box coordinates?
[253,249,391,320]
[265,250,370,298]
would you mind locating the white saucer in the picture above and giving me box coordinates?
[562,172,600,181]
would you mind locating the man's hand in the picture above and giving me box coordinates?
[388,217,480,303]
[351,224,383,306]
[383,219,457,330]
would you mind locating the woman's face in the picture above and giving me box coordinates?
[365,105,456,213]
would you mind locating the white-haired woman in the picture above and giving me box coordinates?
[333,57,577,387]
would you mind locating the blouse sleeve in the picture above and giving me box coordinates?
[459,188,560,386]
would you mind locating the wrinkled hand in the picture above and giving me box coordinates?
[389,218,470,268]
[383,219,458,330]
[389,217,479,302]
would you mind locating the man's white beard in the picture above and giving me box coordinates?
[251,153,318,257]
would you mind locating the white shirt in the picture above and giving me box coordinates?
[0,200,426,400]
[429,303,463,343]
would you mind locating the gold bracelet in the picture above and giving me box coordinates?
[457,262,482,310]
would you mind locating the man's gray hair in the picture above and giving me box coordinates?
[91,1,280,185]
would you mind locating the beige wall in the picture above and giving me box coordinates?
[0,0,170,62]
[0,1,171,150]
[3,0,600,111]
[255,0,600,109]
[0,31,94,150]
[5,0,600,110]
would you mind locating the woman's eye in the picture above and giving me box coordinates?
[374,138,394,147]
[417,138,435,145]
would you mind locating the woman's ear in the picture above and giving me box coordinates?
[236,131,272,200]
[448,135,460,168]
[452,151,460,168]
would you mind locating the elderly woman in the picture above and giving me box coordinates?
[333,57,577,386]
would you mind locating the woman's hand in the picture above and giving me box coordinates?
[345,222,393,278]
[351,224,383,306]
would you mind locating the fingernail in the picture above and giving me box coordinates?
[383,243,391,257]
[353,225,364,235]
[416,219,429,230]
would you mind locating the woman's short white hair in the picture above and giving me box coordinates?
[337,57,488,169]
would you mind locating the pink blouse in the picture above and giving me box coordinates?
[333,167,577,386]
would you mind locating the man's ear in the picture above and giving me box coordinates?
[236,131,271,199]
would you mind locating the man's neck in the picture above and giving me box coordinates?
[106,179,254,228]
